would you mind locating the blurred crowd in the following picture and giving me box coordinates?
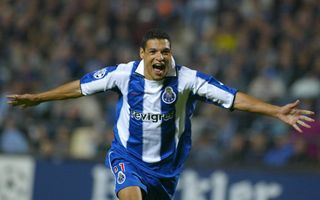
[0,0,319,169]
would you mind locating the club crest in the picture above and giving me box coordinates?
[117,171,126,184]
[161,86,176,104]
[93,68,107,79]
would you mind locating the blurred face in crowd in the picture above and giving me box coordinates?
[140,39,172,81]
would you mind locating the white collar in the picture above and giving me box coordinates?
[135,56,177,77]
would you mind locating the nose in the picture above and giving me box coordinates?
[156,52,164,61]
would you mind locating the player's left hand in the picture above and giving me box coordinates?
[277,100,315,133]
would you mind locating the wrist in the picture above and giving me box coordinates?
[33,94,43,103]
[273,106,282,119]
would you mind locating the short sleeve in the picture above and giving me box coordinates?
[80,65,118,95]
[192,71,238,109]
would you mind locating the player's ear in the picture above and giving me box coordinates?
[139,47,144,59]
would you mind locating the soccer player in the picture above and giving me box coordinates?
[7,29,314,200]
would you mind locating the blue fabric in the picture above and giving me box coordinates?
[108,150,178,200]
[160,77,178,161]
[127,61,144,159]
[81,60,238,179]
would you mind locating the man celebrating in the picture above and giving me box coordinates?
[8,29,314,200]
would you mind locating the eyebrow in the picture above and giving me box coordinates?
[147,47,171,52]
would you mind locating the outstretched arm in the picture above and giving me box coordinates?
[7,80,83,108]
[233,92,315,133]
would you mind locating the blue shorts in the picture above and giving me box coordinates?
[106,150,179,200]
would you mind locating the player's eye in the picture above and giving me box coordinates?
[149,50,156,55]
[161,48,171,55]
[162,50,170,55]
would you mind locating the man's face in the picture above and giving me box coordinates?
[140,39,172,81]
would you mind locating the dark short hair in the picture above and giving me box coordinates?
[140,29,171,49]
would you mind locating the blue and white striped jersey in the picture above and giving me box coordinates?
[80,60,237,177]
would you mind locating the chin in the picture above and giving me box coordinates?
[152,76,165,81]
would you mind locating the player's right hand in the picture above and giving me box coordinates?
[7,94,40,108]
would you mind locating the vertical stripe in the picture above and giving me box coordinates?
[174,66,195,147]
[174,90,190,148]
[142,80,162,162]
[175,93,196,168]
[160,77,178,160]
[173,66,196,168]
[127,62,144,158]
[116,100,130,148]
[113,64,135,149]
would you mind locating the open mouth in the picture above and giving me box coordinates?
[152,63,165,74]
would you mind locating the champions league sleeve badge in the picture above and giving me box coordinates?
[161,86,176,104]
[93,68,107,79]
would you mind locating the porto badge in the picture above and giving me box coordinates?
[162,86,176,104]
[117,171,126,184]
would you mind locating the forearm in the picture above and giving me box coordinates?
[34,80,83,103]
[233,92,281,118]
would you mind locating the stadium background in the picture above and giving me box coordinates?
[0,0,319,199]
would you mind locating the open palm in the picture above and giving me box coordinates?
[277,100,315,133]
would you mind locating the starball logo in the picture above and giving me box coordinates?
[130,110,174,123]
